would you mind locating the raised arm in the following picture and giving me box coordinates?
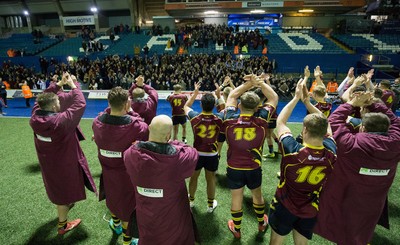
[260,81,278,108]
[226,77,253,107]
[314,66,325,88]
[338,67,354,96]
[341,74,367,102]
[276,81,302,137]
[184,81,200,115]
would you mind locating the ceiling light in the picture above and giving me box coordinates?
[90,7,98,13]
[146,20,153,24]
[23,10,29,16]
[250,10,265,14]
[204,10,219,15]
[298,9,314,13]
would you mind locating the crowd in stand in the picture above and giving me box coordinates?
[148,23,268,52]
[1,53,283,93]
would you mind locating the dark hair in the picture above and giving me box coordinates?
[252,88,266,102]
[108,87,128,110]
[37,92,58,111]
[353,85,367,93]
[303,113,328,139]
[374,88,383,98]
[201,93,215,112]
[240,91,260,110]
[362,112,390,133]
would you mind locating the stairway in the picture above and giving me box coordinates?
[327,36,354,54]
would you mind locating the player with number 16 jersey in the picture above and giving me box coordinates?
[275,133,336,218]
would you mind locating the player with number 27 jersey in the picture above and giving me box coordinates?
[276,133,336,218]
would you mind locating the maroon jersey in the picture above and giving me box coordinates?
[167,93,187,116]
[124,141,199,245]
[381,89,395,109]
[222,107,270,170]
[129,83,158,125]
[92,111,148,221]
[187,110,223,155]
[30,87,97,205]
[315,101,332,117]
[276,134,336,218]
[315,103,400,245]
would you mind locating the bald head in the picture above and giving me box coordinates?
[149,115,173,143]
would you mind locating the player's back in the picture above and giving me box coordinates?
[167,93,187,116]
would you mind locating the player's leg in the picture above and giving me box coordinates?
[205,169,217,212]
[204,155,219,212]
[227,168,245,238]
[181,122,187,143]
[122,221,137,245]
[269,229,286,245]
[188,169,202,207]
[248,167,267,233]
[229,187,244,238]
[173,125,179,140]
[109,213,122,235]
[264,129,274,157]
[292,230,308,245]
[57,204,81,235]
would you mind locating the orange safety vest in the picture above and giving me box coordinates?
[233,45,239,54]
[327,82,338,93]
[178,47,184,54]
[22,85,33,98]
[262,47,268,55]
[3,81,10,89]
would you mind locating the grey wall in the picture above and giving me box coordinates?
[153,16,175,33]
[108,16,131,27]
[204,17,227,25]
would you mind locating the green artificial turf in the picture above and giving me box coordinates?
[0,117,399,245]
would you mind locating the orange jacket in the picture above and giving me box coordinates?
[178,47,184,55]
[327,81,338,93]
[309,81,318,92]
[233,45,239,54]
[3,81,10,89]
[262,47,268,55]
[22,85,33,98]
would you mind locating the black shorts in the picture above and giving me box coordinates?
[195,155,219,171]
[172,115,187,125]
[226,167,262,190]
[268,199,317,240]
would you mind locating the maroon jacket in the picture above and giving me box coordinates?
[92,111,149,221]
[129,83,158,125]
[315,103,400,245]
[124,140,198,245]
[30,86,97,205]
[47,83,86,141]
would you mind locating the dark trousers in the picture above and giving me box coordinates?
[0,93,6,106]
[25,98,31,107]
